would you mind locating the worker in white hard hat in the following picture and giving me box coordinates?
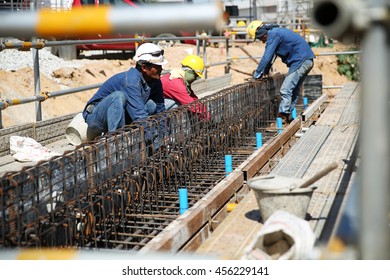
[161,54,209,120]
[82,43,167,140]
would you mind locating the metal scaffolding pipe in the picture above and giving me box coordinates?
[48,84,102,98]
[359,21,390,260]
[323,85,344,89]
[312,0,369,39]
[0,4,223,38]
[314,51,362,56]
[0,35,224,51]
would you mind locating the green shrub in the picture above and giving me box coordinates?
[336,49,360,81]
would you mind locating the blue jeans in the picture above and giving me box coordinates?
[85,91,157,134]
[279,59,314,114]
[164,98,179,110]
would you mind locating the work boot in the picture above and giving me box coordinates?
[277,113,291,125]
[265,113,290,132]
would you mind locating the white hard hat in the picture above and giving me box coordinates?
[133,43,167,65]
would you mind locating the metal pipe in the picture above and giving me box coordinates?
[0,83,103,110]
[48,84,102,98]
[323,85,344,89]
[225,37,230,74]
[0,95,46,109]
[229,55,262,60]
[0,4,223,38]
[312,0,369,40]
[32,38,42,122]
[228,51,361,62]
[42,36,199,47]
[207,61,229,67]
[359,21,390,260]
[0,40,45,51]
[0,36,204,51]
[314,51,362,56]
[202,39,207,79]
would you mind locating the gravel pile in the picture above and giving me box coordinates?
[0,40,84,77]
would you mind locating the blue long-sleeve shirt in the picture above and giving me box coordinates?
[253,28,315,78]
[83,67,165,122]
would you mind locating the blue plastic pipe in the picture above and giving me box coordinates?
[292,108,297,120]
[276,117,283,133]
[225,155,233,175]
[303,97,308,109]
[256,132,263,149]
[179,188,188,215]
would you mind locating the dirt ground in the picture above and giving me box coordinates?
[0,41,354,128]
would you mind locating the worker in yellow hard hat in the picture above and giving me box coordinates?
[236,20,247,39]
[237,20,246,27]
[161,54,210,120]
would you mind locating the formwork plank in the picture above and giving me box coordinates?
[270,125,332,178]
[195,190,262,259]
[306,124,359,239]
[271,82,359,241]
[305,83,360,241]
[316,83,360,127]
[302,93,328,122]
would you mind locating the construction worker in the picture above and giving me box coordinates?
[248,21,315,124]
[236,20,247,39]
[161,54,209,120]
[237,20,246,27]
[82,43,167,139]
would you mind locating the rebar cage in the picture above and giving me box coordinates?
[0,76,284,250]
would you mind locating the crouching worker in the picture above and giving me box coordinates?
[161,54,210,120]
[82,43,168,143]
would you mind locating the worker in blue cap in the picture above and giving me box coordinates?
[252,25,315,124]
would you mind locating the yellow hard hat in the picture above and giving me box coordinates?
[181,55,204,79]
[247,20,264,39]
[237,20,246,27]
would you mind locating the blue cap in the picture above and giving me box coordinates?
[255,27,268,40]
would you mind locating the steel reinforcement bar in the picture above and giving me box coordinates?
[0,76,284,249]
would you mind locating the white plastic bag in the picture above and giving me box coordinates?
[242,210,316,260]
[10,136,60,162]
